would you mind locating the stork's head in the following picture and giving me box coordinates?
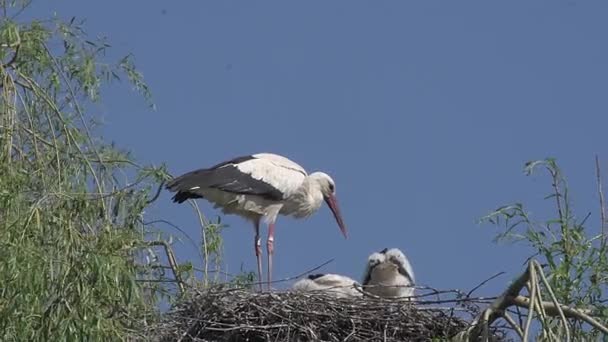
[310,172,336,196]
[384,248,407,266]
[367,252,386,269]
[384,248,416,284]
[310,172,348,239]
[363,251,387,286]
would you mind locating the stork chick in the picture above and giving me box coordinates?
[292,273,361,298]
[362,248,415,298]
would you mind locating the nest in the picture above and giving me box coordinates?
[147,284,505,342]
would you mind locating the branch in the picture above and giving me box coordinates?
[461,259,608,341]
[509,296,608,335]
[501,312,524,339]
[144,240,185,294]
[146,180,165,204]
[468,261,531,337]
[534,260,569,340]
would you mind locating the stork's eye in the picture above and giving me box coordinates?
[328,183,335,192]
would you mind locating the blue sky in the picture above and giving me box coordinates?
[28,1,608,298]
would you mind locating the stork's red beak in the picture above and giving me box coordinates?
[324,193,348,239]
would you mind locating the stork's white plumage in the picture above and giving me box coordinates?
[292,273,361,298]
[166,153,348,290]
[362,248,415,298]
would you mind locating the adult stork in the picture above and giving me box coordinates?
[166,152,348,290]
[292,273,361,298]
[362,248,416,298]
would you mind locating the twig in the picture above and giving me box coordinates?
[17,71,107,217]
[547,164,565,223]
[596,155,606,240]
[146,181,165,204]
[10,0,33,19]
[254,258,335,289]
[142,219,204,266]
[466,271,505,298]
[188,200,210,286]
[281,258,335,281]
[42,43,110,219]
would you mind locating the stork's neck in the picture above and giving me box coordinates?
[283,176,324,218]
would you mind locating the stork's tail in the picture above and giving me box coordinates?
[166,169,208,203]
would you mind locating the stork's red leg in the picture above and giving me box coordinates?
[266,222,275,290]
[254,220,263,291]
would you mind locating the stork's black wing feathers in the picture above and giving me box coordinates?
[171,191,204,203]
[166,154,284,203]
[308,273,326,280]
[206,165,284,199]
[387,258,415,285]
[397,265,414,285]
[362,273,372,286]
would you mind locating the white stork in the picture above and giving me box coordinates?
[362,248,416,299]
[166,153,348,290]
[292,273,361,298]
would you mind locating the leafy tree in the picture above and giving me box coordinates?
[6,1,607,341]
[0,2,185,340]
[474,158,608,340]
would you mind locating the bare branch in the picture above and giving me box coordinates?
[596,155,606,240]
[501,312,524,339]
[533,260,570,340]
[144,240,185,294]
[466,271,505,298]
[509,296,608,335]
[464,260,608,341]
[467,260,531,339]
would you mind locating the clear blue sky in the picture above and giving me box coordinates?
[29,1,608,298]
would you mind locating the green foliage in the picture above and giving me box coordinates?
[482,158,608,339]
[228,268,257,290]
[203,216,226,279]
[0,2,171,340]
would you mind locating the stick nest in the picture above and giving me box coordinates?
[147,284,505,342]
